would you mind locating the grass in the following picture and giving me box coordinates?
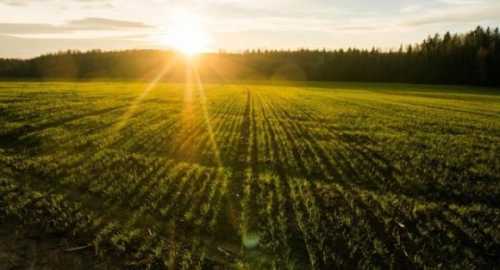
[0,81,499,269]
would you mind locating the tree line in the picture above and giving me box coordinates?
[0,26,499,86]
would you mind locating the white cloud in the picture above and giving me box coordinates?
[0,17,152,35]
[0,34,151,58]
[437,0,483,5]
[403,2,500,26]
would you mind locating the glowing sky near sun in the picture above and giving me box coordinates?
[0,0,499,58]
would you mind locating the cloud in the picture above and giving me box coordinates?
[400,5,423,14]
[0,17,152,34]
[335,26,379,31]
[0,34,152,58]
[403,3,500,26]
[68,17,152,29]
[0,0,113,7]
[0,0,110,4]
[437,0,483,5]
[0,23,65,34]
[0,0,35,6]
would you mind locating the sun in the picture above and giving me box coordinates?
[162,11,210,56]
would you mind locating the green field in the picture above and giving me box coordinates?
[1,81,499,269]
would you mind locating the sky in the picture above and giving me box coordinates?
[1,0,499,58]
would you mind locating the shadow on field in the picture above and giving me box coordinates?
[0,214,121,270]
[0,105,129,150]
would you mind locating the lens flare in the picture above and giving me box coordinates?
[161,11,211,56]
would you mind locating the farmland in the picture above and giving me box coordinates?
[0,81,499,269]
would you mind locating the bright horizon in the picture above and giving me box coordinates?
[1,0,500,58]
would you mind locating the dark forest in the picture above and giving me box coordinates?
[1,26,499,86]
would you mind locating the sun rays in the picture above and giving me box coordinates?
[110,52,222,168]
[180,59,222,167]
[112,56,180,134]
[192,64,222,166]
